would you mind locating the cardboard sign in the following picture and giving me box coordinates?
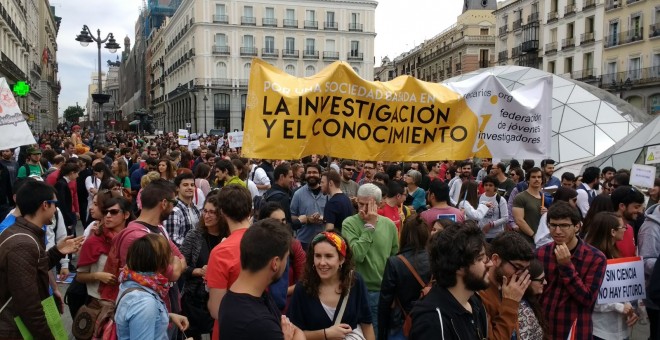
[228,131,244,148]
[178,129,189,146]
[596,256,646,304]
[630,164,656,188]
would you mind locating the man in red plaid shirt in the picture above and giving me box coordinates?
[537,201,606,339]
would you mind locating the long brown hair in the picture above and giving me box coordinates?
[197,193,229,238]
[525,259,550,339]
[458,180,479,208]
[302,232,354,297]
[584,211,621,259]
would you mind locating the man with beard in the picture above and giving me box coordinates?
[450,161,473,206]
[321,170,353,233]
[537,201,606,340]
[163,173,201,248]
[610,186,644,257]
[218,218,304,340]
[358,160,377,186]
[513,167,546,245]
[576,166,600,217]
[410,223,491,339]
[339,160,359,199]
[541,159,561,188]
[479,232,534,339]
[291,163,328,250]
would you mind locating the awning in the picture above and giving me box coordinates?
[128,120,140,126]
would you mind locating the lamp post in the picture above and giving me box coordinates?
[203,94,208,134]
[75,25,120,147]
[609,77,633,99]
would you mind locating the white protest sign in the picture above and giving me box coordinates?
[630,163,656,188]
[228,131,244,148]
[178,129,189,146]
[597,256,646,304]
[0,78,37,149]
[188,140,200,151]
[646,145,660,165]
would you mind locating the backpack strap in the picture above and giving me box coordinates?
[397,254,426,287]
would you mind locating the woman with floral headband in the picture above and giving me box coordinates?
[287,231,375,340]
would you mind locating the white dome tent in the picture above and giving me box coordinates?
[443,66,650,165]
[581,114,660,172]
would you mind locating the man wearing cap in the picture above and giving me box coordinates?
[16,147,44,179]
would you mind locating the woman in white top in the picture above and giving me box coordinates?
[457,180,490,221]
[85,162,112,221]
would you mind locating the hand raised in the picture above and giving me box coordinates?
[501,271,530,302]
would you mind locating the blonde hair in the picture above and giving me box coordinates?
[141,171,162,189]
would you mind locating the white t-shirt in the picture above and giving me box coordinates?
[250,165,271,196]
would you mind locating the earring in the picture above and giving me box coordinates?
[339,264,342,269]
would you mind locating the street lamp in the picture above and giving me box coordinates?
[203,95,208,134]
[75,25,120,147]
[609,77,633,99]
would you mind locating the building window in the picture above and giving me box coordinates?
[352,67,360,74]
[630,14,642,37]
[350,41,359,57]
[306,10,315,21]
[285,65,296,76]
[286,9,295,20]
[214,93,230,112]
[326,39,335,51]
[607,61,617,75]
[547,61,555,74]
[305,38,315,54]
[479,49,489,68]
[265,36,275,52]
[628,57,641,80]
[243,35,254,48]
[244,63,251,79]
[480,28,489,35]
[216,62,227,78]
[285,37,295,52]
[243,6,253,17]
[565,57,573,74]
[305,65,316,77]
[265,7,275,19]
[215,33,227,46]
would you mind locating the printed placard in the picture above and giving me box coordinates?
[597,256,646,304]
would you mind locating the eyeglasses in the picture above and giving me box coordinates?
[363,166,375,170]
[505,259,529,274]
[548,223,574,229]
[103,209,122,216]
[531,276,545,283]
[202,209,217,215]
[164,197,178,205]
[45,200,58,205]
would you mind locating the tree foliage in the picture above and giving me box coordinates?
[63,105,85,123]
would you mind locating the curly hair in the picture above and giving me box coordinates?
[302,232,355,297]
[428,222,486,288]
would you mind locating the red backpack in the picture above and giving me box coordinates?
[395,254,432,337]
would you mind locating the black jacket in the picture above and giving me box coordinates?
[649,258,660,337]
[55,177,76,226]
[409,286,488,340]
[265,183,296,225]
[377,248,431,339]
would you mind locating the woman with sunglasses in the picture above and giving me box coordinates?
[518,259,549,340]
[585,212,638,339]
[179,193,228,340]
[287,231,375,340]
[509,168,524,184]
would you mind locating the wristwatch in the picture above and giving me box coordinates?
[364,223,375,230]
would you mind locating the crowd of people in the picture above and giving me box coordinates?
[0,126,659,340]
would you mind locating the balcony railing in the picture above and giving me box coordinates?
[240,47,258,56]
[564,4,576,16]
[512,46,521,58]
[261,48,279,58]
[212,45,230,55]
[626,0,643,5]
[580,32,595,45]
[304,20,318,29]
[324,21,338,30]
[528,12,539,23]
[522,40,539,52]
[282,49,299,58]
[347,52,364,60]
[241,16,256,25]
[583,0,597,10]
[601,67,660,86]
[323,51,339,60]
[303,50,319,59]
[499,26,508,36]
[651,24,660,38]
[545,42,558,54]
[283,19,298,28]
[626,28,644,43]
[562,37,575,50]
[213,14,228,23]
[262,18,277,27]
[349,23,363,31]
[605,0,621,11]
[547,11,558,23]
[498,50,508,61]
[572,68,598,80]
[513,19,523,31]
[605,28,644,48]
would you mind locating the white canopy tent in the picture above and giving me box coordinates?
[443,66,650,166]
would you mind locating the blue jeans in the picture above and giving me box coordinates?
[368,291,380,340]
[388,328,406,340]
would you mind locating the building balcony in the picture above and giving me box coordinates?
[517,54,542,68]
[564,4,576,17]
[347,52,364,60]
[213,14,228,23]
[212,45,230,55]
[282,49,299,58]
[349,23,363,32]
[528,12,539,23]
[547,11,558,24]
[283,19,298,28]
[583,0,597,10]
[513,19,523,31]
[241,16,256,25]
[572,68,598,81]
[561,37,575,50]
[521,40,539,52]
[262,18,278,27]
[601,67,660,87]
[323,51,339,60]
[512,46,521,58]
[499,25,508,36]
[626,0,644,5]
[605,28,644,48]
[261,48,279,58]
[580,32,595,45]
[304,20,318,29]
[324,21,338,30]
[240,47,258,56]
[545,42,558,54]
[650,24,659,39]
[303,50,319,59]
[605,0,621,11]
[498,50,508,61]
[207,78,233,87]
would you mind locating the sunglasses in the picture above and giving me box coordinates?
[509,173,518,176]
[45,199,59,205]
[103,208,122,216]
[343,168,356,172]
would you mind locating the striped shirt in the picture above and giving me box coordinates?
[163,198,201,247]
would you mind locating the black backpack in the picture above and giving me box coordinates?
[252,189,286,219]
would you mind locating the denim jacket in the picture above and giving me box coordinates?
[115,280,169,340]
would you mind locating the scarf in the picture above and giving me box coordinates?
[119,266,170,301]
[77,224,117,267]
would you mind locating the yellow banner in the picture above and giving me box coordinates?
[242,59,480,161]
